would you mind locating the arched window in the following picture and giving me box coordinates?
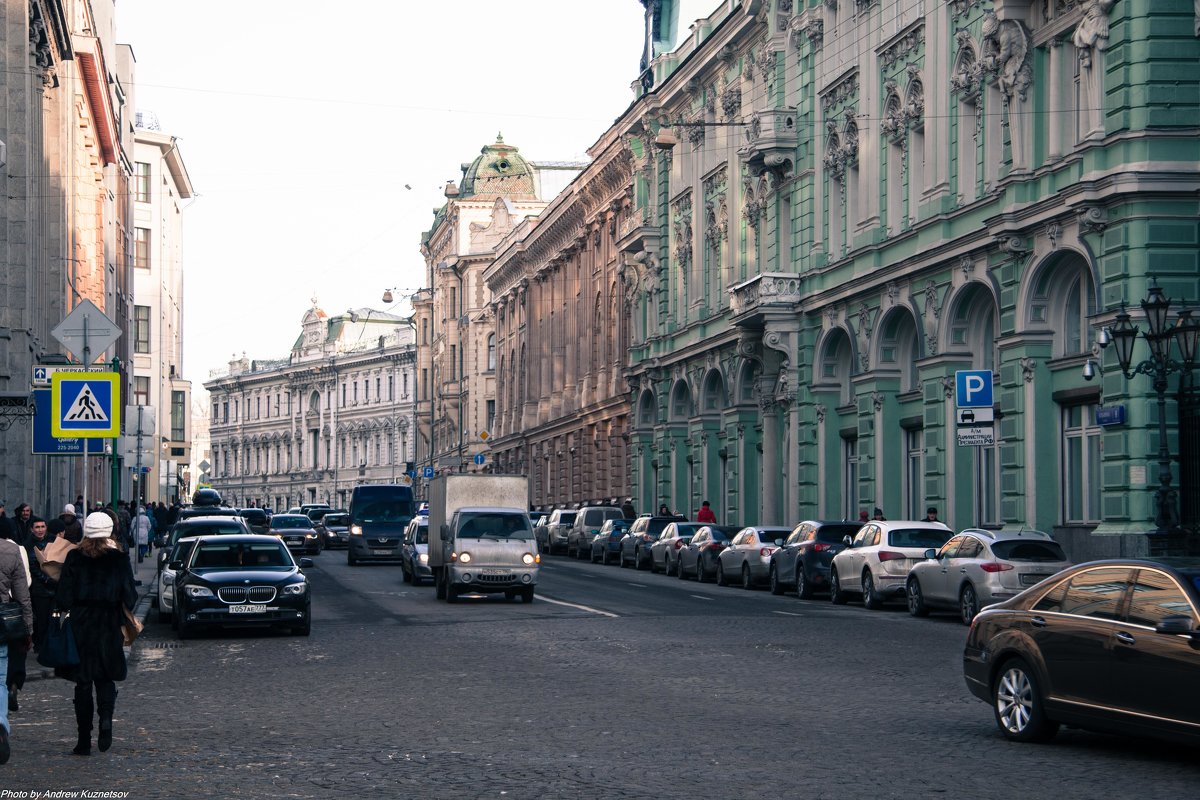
[638,389,656,427]
[878,311,921,392]
[948,284,999,370]
[738,362,757,404]
[670,381,692,421]
[702,371,727,412]
[1028,255,1096,357]
[820,330,855,406]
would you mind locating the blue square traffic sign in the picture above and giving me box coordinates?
[31,390,104,455]
[51,371,120,437]
[955,370,993,408]
[423,466,435,479]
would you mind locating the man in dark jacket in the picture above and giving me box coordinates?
[0,501,14,543]
[60,505,83,544]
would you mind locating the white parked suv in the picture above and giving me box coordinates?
[829,520,952,609]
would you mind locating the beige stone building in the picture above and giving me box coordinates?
[484,128,635,509]
[413,136,581,489]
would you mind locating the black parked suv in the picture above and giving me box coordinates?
[239,508,270,535]
[768,520,862,598]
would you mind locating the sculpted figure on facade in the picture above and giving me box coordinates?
[981,11,1033,103]
[1073,0,1115,67]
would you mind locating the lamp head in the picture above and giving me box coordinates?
[382,290,394,304]
[1142,279,1172,340]
[1082,360,1096,381]
[1110,304,1139,374]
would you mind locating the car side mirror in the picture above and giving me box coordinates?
[774,539,785,547]
[1155,615,1195,636]
[924,548,937,560]
[167,560,182,571]
[441,524,451,541]
[842,535,853,547]
[299,558,314,569]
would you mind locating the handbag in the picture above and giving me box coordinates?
[121,606,143,646]
[0,599,30,642]
[37,612,80,669]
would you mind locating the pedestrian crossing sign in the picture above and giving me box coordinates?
[51,371,120,438]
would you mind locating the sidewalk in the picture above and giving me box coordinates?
[23,545,159,683]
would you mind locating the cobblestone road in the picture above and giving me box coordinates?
[2,551,1197,799]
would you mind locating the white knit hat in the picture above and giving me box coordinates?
[83,512,114,539]
[63,503,76,516]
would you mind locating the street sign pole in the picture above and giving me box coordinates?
[110,358,120,512]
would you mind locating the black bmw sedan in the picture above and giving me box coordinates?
[170,535,313,638]
[963,558,1200,745]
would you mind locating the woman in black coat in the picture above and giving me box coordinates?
[54,512,137,756]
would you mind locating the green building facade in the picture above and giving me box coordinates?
[617,0,1199,558]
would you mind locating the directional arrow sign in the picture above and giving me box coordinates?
[50,299,122,364]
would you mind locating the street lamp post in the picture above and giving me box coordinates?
[1092,281,1199,538]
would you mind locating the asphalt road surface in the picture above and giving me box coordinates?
[4,551,1198,798]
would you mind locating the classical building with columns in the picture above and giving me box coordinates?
[205,303,416,511]
[483,127,635,509]
[615,0,1198,557]
[413,136,582,489]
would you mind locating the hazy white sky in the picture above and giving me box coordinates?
[116,0,660,390]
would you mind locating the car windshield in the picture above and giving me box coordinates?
[180,523,245,536]
[457,512,533,540]
[991,540,1067,562]
[323,514,349,527]
[816,525,860,543]
[169,541,196,563]
[191,542,292,569]
[887,528,952,548]
[413,527,428,544]
[357,501,413,524]
[271,516,312,529]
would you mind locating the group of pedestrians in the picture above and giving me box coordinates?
[0,498,141,765]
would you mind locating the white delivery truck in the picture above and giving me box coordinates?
[427,474,538,603]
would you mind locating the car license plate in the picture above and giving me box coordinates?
[1020,573,1049,585]
[372,549,392,555]
[286,537,302,543]
[482,569,505,574]
[229,604,267,614]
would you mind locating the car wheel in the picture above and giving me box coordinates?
[446,582,459,603]
[521,587,535,603]
[435,571,447,600]
[862,570,883,610]
[402,562,413,583]
[635,548,648,571]
[993,658,1059,743]
[907,577,929,617]
[829,569,847,604]
[677,558,689,580]
[716,560,728,586]
[176,615,194,640]
[740,564,753,590]
[666,555,677,577]
[505,590,517,601]
[157,607,171,624]
[348,550,357,566]
[796,565,814,600]
[769,565,783,595]
[620,550,630,568]
[960,584,979,625]
[292,615,311,636]
[580,544,590,562]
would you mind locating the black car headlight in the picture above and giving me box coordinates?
[185,585,213,598]
[281,583,307,596]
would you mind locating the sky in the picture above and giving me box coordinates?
[116,0,668,393]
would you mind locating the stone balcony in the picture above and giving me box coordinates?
[729,273,804,321]
[738,109,799,179]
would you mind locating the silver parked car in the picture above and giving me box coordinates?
[536,509,577,556]
[400,516,432,585]
[830,520,953,609]
[568,506,626,560]
[157,537,198,624]
[716,526,791,588]
[649,522,707,575]
[906,528,1071,624]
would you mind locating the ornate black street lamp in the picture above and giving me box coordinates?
[1095,281,1199,536]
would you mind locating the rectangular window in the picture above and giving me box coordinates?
[364,380,370,403]
[1062,403,1102,524]
[134,305,151,353]
[486,399,496,431]
[172,391,186,441]
[134,227,151,269]
[905,428,924,520]
[843,436,860,521]
[134,376,150,406]
[222,402,229,423]
[376,377,381,401]
[353,382,358,404]
[135,162,151,202]
[388,375,394,401]
[256,397,261,419]
[403,373,409,398]
[450,345,457,379]
[212,401,219,421]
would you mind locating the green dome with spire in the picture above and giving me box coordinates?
[457,133,537,201]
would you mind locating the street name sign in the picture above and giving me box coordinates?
[50,299,122,364]
[51,371,120,438]
[31,390,104,455]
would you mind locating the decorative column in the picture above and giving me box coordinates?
[760,395,780,523]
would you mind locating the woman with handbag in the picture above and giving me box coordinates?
[54,512,137,756]
[0,534,33,765]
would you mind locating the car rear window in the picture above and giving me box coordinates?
[557,513,577,525]
[816,525,860,543]
[673,524,704,536]
[887,528,952,549]
[708,528,736,542]
[240,510,267,523]
[583,508,622,525]
[991,540,1067,562]
[184,523,245,536]
[324,514,349,526]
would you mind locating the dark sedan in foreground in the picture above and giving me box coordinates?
[963,558,1200,745]
[171,535,313,638]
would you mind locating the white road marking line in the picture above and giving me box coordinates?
[536,594,620,618]
[690,594,712,601]
[772,611,803,617]
[626,582,647,588]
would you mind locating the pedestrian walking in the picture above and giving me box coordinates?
[0,533,34,764]
[4,537,32,714]
[133,507,153,562]
[872,507,886,521]
[0,501,13,544]
[620,499,636,520]
[25,518,63,652]
[60,505,82,544]
[54,512,137,756]
[10,505,33,547]
[925,507,939,523]
[696,500,716,524]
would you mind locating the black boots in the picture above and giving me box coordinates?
[96,683,117,753]
[7,687,16,712]
[72,684,93,756]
